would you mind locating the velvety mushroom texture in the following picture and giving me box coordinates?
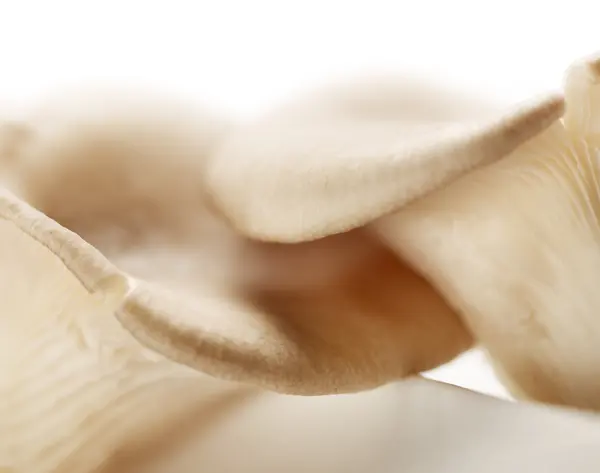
[146,82,561,395]
[9,52,600,473]
[0,79,576,473]
[0,68,565,397]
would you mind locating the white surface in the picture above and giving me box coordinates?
[0,0,596,116]
[0,0,591,398]
[426,349,511,399]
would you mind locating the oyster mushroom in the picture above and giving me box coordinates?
[97,82,562,394]
[3,55,599,472]
[0,190,251,473]
[372,53,600,409]
[0,71,562,398]
[2,209,600,473]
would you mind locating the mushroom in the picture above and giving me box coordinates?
[116,79,563,396]
[2,199,600,472]
[3,52,600,473]
[372,53,600,410]
[0,59,571,402]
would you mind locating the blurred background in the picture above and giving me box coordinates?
[1,0,597,399]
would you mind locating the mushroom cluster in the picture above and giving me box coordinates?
[2,50,600,473]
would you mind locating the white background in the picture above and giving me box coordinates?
[1,0,597,398]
